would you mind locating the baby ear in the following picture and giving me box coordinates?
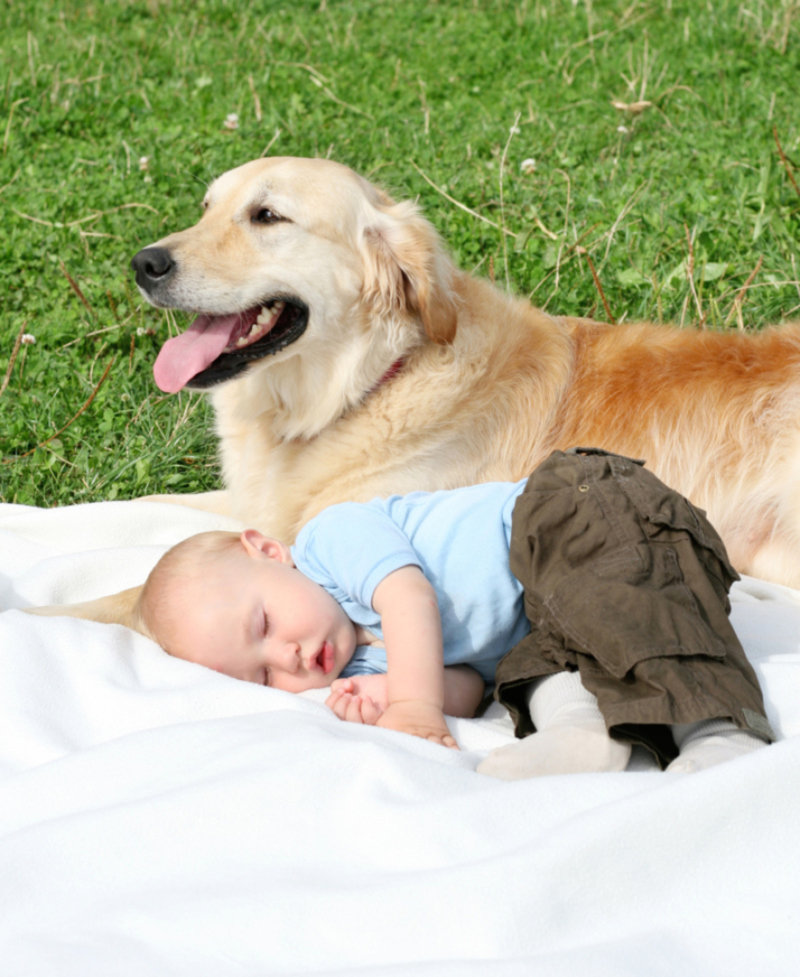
[240,529,293,564]
[360,199,458,345]
[24,585,151,636]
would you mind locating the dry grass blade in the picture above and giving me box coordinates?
[13,201,158,230]
[410,160,516,238]
[602,180,649,260]
[0,320,27,397]
[773,124,800,199]
[0,168,21,196]
[3,97,29,154]
[611,99,653,114]
[4,357,115,461]
[577,248,616,324]
[260,127,282,158]
[685,224,706,328]
[247,74,263,122]
[60,260,95,316]
[499,112,521,291]
[724,255,763,330]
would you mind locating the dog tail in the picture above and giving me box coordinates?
[24,586,152,638]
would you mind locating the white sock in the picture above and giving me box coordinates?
[666,718,767,774]
[477,672,631,780]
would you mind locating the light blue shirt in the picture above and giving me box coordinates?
[291,480,530,685]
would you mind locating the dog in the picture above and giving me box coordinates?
[31,155,800,633]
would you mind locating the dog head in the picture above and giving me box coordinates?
[132,157,457,397]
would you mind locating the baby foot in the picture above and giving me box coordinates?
[477,725,632,780]
[666,722,767,774]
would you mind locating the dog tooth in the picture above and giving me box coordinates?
[256,301,284,326]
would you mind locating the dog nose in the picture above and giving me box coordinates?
[131,247,176,291]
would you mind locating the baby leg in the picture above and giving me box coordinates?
[667,719,768,774]
[477,671,631,780]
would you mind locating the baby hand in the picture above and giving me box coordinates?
[376,701,459,750]
[329,674,389,709]
[325,679,383,725]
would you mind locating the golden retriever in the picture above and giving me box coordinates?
[37,154,800,635]
[126,156,800,589]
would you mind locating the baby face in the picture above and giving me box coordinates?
[166,531,357,692]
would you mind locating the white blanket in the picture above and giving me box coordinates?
[1,500,799,976]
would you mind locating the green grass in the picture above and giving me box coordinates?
[2,0,799,506]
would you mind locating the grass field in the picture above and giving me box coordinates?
[1,0,799,507]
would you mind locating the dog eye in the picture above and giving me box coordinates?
[252,207,282,225]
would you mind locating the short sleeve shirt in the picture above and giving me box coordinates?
[291,480,530,684]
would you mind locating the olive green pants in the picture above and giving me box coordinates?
[494,448,774,767]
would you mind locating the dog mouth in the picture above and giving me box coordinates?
[153,298,309,392]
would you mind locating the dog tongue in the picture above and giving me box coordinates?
[153,314,241,392]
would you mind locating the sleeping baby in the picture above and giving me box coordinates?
[124,449,775,777]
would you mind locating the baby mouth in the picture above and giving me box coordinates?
[311,641,334,675]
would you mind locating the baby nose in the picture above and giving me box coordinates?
[279,642,301,671]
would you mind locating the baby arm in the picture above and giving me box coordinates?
[326,666,484,723]
[442,665,485,718]
[370,565,457,749]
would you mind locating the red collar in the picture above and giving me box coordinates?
[374,358,404,390]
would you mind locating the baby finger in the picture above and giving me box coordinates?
[328,690,355,721]
[344,695,366,724]
[359,696,383,726]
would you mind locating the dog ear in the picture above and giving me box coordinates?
[24,585,153,639]
[361,200,458,344]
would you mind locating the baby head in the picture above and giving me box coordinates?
[135,529,358,691]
